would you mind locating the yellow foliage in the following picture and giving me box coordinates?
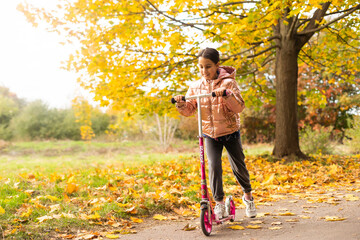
[153,214,168,221]
[72,96,95,141]
[227,225,245,230]
[0,206,5,215]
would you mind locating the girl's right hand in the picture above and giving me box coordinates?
[174,95,186,107]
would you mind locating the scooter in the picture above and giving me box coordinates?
[171,91,236,236]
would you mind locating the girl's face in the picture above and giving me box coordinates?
[198,57,219,81]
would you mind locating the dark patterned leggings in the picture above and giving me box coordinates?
[205,132,252,201]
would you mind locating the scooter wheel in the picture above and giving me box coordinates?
[230,198,236,222]
[200,208,212,236]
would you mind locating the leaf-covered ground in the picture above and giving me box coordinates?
[0,142,359,239]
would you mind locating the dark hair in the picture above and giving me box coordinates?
[198,48,220,64]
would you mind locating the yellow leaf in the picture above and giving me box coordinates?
[67,175,76,183]
[46,195,60,202]
[117,203,131,208]
[20,208,33,218]
[250,220,264,224]
[286,219,299,222]
[246,225,262,229]
[66,182,79,194]
[227,225,245,230]
[87,212,101,220]
[153,214,167,221]
[130,217,143,223]
[105,234,120,239]
[325,216,346,221]
[269,226,282,230]
[257,212,271,217]
[271,221,282,225]
[0,206,5,215]
[278,212,296,216]
[344,194,359,201]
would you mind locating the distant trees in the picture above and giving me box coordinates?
[0,87,110,141]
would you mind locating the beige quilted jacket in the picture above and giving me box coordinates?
[176,66,245,138]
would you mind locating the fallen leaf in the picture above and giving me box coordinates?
[130,217,143,223]
[257,212,271,217]
[228,221,243,225]
[250,220,263,224]
[49,204,61,213]
[246,225,262,229]
[227,225,245,230]
[0,206,5,215]
[153,214,167,221]
[278,212,296,216]
[66,183,79,194]
[325,216,346,221]
[299,215,311,219]
[37,215,53,223]
[125,206,138,214]
[286,219,299,222]
[303,210,313,214]
[46,195,60,202]
[105,234,119,239]
[269,226,282,230]
[120,229,137,234]
[86,212,101,220]
[183,223,197,231]
[271,221,282,225]
[344,194,359,201]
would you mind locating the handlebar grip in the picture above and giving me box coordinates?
[211,90,227,97]
[171,96,186,104]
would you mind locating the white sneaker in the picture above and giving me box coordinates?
[242,195,257,218]
[214,203,227,219]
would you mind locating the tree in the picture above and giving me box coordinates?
[72,97,96,141]
[0,87,25,140]
[19,1,360,158]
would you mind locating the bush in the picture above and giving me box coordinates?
[175,116,198,140]
[345,116,360,154]
[9,101,82,140]
[300,126,333,155]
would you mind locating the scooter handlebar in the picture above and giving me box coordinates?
[211,90,227,98]
[171,96,186,104]
[171,90,227,104]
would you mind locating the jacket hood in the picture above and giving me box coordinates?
[218,66,236,80]
[202,66,236,84]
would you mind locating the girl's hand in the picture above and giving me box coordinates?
[214,87,232,97]
[174,95,186,107]
[214,87,227,97]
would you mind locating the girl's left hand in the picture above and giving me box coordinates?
[214,87,227,97]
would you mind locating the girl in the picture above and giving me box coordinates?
[174,47,256,219]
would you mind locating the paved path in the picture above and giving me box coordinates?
[116,190,360,240]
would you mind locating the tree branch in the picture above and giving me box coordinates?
[298,4,360,36]
[326,27,360,51]
[287,14,299,39]
[145,0,204,32]
[247,45,279,59]
[250,35,281,45]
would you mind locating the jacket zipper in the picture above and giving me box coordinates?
[209,81,214,137]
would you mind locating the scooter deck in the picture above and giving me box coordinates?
[215,214,235,224]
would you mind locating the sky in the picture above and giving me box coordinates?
[0,0,85,109]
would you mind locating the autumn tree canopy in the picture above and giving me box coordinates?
[19,0,360,158]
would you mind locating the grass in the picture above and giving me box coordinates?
[0,139,357,239]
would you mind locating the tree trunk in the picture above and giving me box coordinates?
[272,33,306,158]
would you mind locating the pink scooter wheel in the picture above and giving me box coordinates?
[200,208,212,236]
[230,199,236,222]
